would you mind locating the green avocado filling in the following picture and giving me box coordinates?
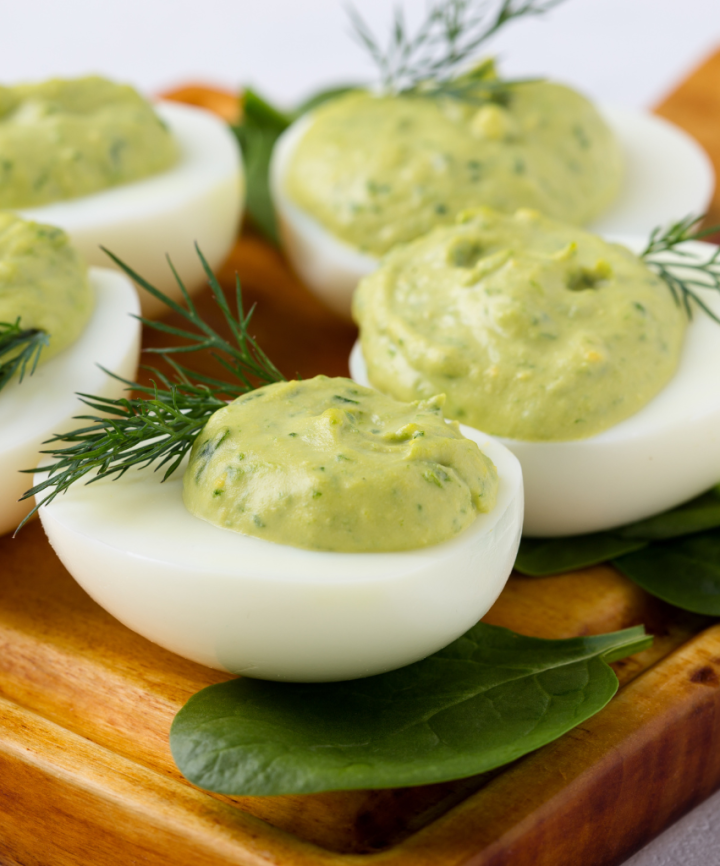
[183,376,498,552]
[0,212,93,368]
[0,76,178,208]
[284,81,622,256]
[353,208,687,441]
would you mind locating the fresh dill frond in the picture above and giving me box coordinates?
[641,215,720,324]
[18,246,285,531]
[347,0,564,100]
[103,245,283,394]
[0,320,49,392]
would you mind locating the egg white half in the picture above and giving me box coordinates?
[351,240,720,536]
[0,267,140,535]
[271,106,714,319]
[36,427,522,682]
[18,102,244,318]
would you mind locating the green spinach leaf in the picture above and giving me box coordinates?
[232,84,360,244]
[232,88,292,244]
[170,623,650,796]
[515,534,648,576]
[614,528,720,615]
[619,485,720,540]
[514,485,720,579]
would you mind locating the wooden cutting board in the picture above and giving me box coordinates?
[2,50,720,866]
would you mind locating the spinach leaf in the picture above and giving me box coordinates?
[170,623,650,796]
[515,534,648,576]
[619,485,720,540]
[614,528,720,615]
[514,485,720,578]
[232,84,360,244]
[232,88,292,244]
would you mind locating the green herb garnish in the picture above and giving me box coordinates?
[348,0,563,100]
[641,214,720,323]
[0,319,49,393]
[233,0,565,241]
[18,247,284,530]
[170,621,650,796]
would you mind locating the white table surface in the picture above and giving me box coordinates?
[2,1,720,863]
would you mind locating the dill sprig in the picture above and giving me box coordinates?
[641,215,720,324]
[0,320,49,392]
[347,0,564,100]
[18,247,284,530]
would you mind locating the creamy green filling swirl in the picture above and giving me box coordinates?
[183,376,498,552]
[0,212,93,369]
[353,208,686,441]
[0,76,177,207]
[285,82,622,257]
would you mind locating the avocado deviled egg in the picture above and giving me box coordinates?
[1,76,243,315]
[0,212,140,535]
[27,275,522,681]
[351,208,720,536]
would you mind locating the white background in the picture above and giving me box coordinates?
[2,2,720,864]
[1,0,719,110]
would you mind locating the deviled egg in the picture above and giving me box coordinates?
[0,76,243,316]
[0,212,140,535]
[36,377,523,681]
[350,208,720,536]
[271,90,712,318]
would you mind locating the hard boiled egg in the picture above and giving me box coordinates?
[351,239,720,536]
[17,102,244,318]
[36,427,522,682]
[271,107,713,318]
[0,267,140,535]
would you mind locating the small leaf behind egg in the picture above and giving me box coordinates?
[232,85,360,244]
[613,528,720,616]
[618,486,720,541]
[515,534,648,576]
[169,622,650,796]
[232,88,291,244]
[514,485,720,581]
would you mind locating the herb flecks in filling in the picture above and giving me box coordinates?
[184,376,498,552]
[285,82,622,257]
[353,208,686,441]
[0,213,92,392]
[0,76,177,208]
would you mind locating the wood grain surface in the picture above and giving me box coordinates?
[1,50,719,866]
